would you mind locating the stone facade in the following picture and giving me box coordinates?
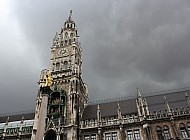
[31,10,88,140]
[0,11,190,140]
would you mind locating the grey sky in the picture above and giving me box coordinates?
[0,0,190,114]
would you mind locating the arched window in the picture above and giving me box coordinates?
[163,125,171,140]
[63,61,68,70]
[180,123,188,138]
[70,33,73,38]
[65,40,68,45]
[56,62,60,71]
[187,122,190,135]
[156,126,164,140]
[65,32,68,38]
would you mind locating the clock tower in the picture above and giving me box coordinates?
[31,11,88,140]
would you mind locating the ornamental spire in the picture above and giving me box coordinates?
[117,103,122,121]
[164,96,172,115]
[68,10,72,21]
[137,86,142,97]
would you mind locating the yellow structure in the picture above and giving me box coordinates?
[45,71,53,87]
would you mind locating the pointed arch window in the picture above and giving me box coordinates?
[180,123,188,138]
[65,32,68,38]
[63,61,68,70]
[163,125,171,140]
[56,62,60,71]
[156,126,164,140]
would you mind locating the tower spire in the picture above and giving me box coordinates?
[68,10,72,21]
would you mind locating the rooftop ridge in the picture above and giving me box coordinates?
[0,109,35,117]
[88,87,190,105]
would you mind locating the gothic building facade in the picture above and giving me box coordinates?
[0,11,190,140]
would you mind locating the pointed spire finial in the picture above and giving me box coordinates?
[21,116,24,123]
[185,92,190,106]
[185,92,188,97]
[164,95,167,100]
[137,86,142,97]
[97,104,101,124]
[117,102,121,110]
[6,117,9,124]
[117,102,122,120]
[53,32,58,44]
[68,10,72,21]
[164,96,172,114]
[21,115,24,121]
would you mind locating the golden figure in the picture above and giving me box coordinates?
[45,71,53,87]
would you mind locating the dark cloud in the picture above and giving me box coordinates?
[0,0,190,114]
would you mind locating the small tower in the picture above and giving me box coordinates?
[136,87,150,121]
[32,11,88,140]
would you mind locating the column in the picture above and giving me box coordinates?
[35,94,49,140]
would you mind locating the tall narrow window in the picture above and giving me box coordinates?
[163,125,171,140]
[63,61,68,70]
[91,134,96,140]
[134,129,141,140]
[56,62,60,71]
[187,123,190,134]
[112,132,118,140]
[157,126,164,140]
[180,123,188,138]
[65,32,68,38]
[105,133,111,140]
[127,131,133,140]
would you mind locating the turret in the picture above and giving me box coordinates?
[136,87,150,121]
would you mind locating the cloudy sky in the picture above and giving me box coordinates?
[0,0,190,114]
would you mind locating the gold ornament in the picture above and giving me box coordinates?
[45,71,53,87]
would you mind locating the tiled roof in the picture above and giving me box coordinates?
[0,113,35,123]
[81,99,137,120]
[146,90,190,112]
[81,89,190,120]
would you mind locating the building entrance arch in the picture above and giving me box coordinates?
[44,129,56,140]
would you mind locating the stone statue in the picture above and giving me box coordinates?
[45,71,53,87]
